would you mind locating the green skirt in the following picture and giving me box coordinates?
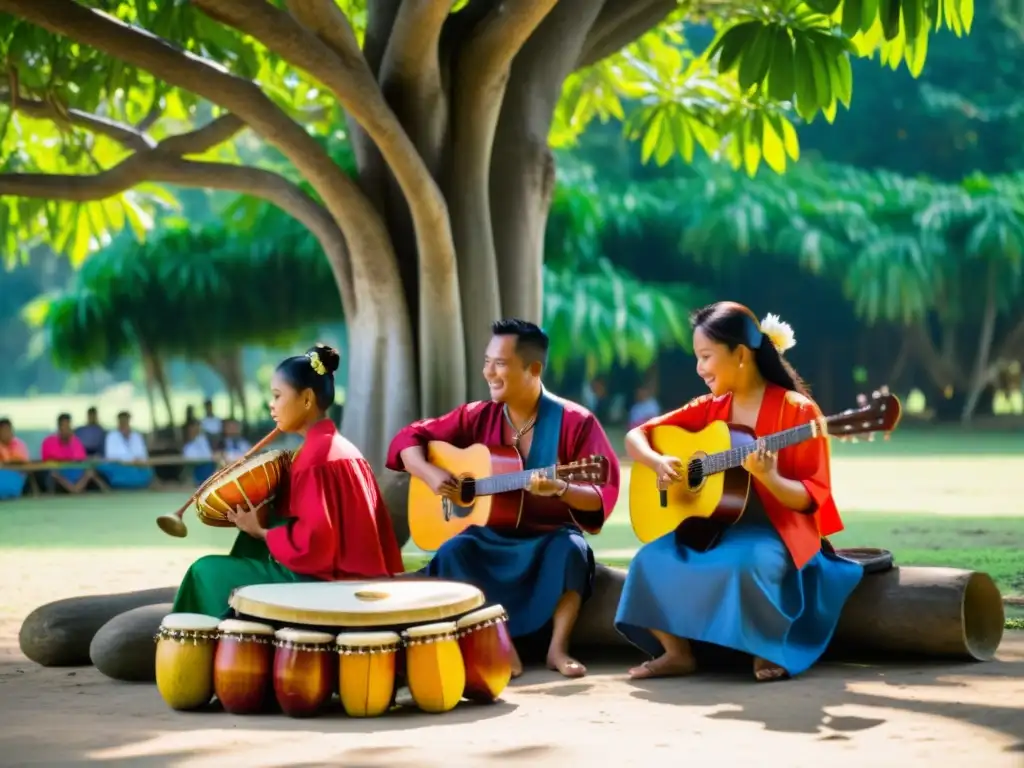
[171,525,316,619]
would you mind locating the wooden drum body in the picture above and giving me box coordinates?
[214,619,275,714]
[456,604,512,702]
[403,621,465,714]
[195,449,290,528]
[154,613,221,711]
[272,628,336,718]
[336,631,401,718]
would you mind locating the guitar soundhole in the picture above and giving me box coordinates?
[457,477,477,505]
[686,460,704,490]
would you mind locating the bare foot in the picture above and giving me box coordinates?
[628,653,697,680]
[510,644,523,678]
[546,651,587,678]
[753,657,789,682]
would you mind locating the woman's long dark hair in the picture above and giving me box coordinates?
[691,301,810,397]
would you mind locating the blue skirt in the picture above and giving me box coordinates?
[614,512,864,676]
[97,463,154,489]
[421,526,594,638]
[0,469,26,500]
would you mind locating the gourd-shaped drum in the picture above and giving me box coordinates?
[272,627,337,718]
[154,612,221,711]
[335,631,401,718]
[456,604,513,702]
[402,621,465,714]
[214,618,275,714]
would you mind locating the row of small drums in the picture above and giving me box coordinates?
[155,603,512,718]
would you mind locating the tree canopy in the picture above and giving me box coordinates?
[0,0,975,468]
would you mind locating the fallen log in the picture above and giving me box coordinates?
[19,586,177,667]
[572,564,1005,661]
[90,603,172,682]
[832,566,1005,661]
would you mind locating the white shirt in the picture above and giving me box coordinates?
[222,437,252,462]
[183,435,213,460]
[104,430,149,461]
[201,416,223,435]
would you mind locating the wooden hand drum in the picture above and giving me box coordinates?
[214,618,275,714]
[456,604,513,702]
[272,627,336,718]
[228,578,485,628]
[335,631,402,717]
[402,621,466,713]
[154,612,221,711]
[195,449,290,528]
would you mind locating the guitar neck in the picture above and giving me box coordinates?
[703,422,818,475]
[475,465,556,496]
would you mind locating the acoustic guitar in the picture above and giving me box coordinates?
[407,441,611,552]
[628,389,903,544]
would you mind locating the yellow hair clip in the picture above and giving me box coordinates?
[307,351,327,375]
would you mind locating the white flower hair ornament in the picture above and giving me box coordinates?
[759,313,797,354]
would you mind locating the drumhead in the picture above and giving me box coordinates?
[218,618,275,635]
[455,603,506,629]
[160,612,221,632]
[336,630,401,647]
[403,621,457,639]
[229,579,485,627]
[274,627,335,645]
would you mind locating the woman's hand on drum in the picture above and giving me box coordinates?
[227,503,265,539]
[742,439,777,480]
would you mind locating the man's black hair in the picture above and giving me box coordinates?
[491,318,549,369]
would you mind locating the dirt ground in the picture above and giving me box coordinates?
[2,549,1022,767]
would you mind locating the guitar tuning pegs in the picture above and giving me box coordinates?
[856,393,868,407]
[867,433,876,442]
[883,433,891,441]
[879,385,890,396]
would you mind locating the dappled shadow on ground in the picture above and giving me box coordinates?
[627,643,1024,752]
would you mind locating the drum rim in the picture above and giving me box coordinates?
[403,620,458,638]
[455,603,507,628]
[218,618,276,635]
[229,580,485,627]
[274,627,335,644]
[335,630,402,646]
[159,612,222,631]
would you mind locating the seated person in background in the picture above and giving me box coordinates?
[220,418,251,462]
[41,413,103,493]
[74,406,106,457]
[0,418,29,500]
[614,302,863,683]
[627,384,661,431]
[200,399,223,439]
[98,411,155,489]
[387,319,621,679]
[172,344,405,618]
[181,419,216,485]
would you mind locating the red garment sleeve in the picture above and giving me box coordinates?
[266,460,406,579]
[781,399,844,536]
[637,395,714,435]
[265,466,336,577]
[385,403,478,472]
[562,414,621,535]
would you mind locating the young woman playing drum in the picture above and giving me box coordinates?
[172,344,405,617]
[614,303,864,682]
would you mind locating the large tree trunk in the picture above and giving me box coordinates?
[491,0,607,324]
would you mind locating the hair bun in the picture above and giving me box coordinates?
[309,344,341,375]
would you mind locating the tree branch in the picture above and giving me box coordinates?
[0,140,355,318]
[0,91,156,151]
[577,0,678,68]
[0,0,401,294]
[195,0,465,416]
